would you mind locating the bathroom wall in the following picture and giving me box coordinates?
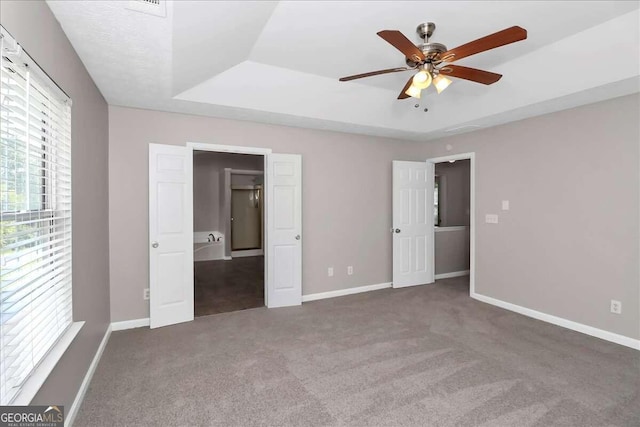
[193,151,263,232]
[232,174,263,186]
[435,229,470,276]
[435,160,470,226]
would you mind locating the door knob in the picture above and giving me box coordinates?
[395,229,401,233]
[295,235,301,240]
[151,241,159,248]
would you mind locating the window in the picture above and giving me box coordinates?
[1,29,73,405]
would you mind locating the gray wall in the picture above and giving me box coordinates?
[435,229,470,275]
[436,160,470,226]
[109,95,640,342]
[427,94,640,340]
[108,106,421,322]
[1,0,110,408]
[193,152,262,232]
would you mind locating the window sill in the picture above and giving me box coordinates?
[10,321,85,405]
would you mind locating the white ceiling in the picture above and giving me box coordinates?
[46,1,640,141]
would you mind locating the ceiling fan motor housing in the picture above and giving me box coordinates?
[405,43,448,67]
[405,22,448,66]
[421,43,448,57]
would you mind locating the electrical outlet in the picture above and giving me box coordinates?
[502,200,510,211]
[485,214,499,224]
[347,266,353,275]
[610,300,622,314]
[143,288,150,300]
[328,267,334,277]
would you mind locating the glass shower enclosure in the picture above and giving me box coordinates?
[231,187,262,250]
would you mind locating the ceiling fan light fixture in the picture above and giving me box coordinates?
[433,74,452,94]
[405,84,421,99]
[413,70,432,89]
[412,70,432,89]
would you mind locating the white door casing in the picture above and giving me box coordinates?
[266,154,302,307]
[392,161,435,288]
[428,152,476,296]
[149,143,194,328]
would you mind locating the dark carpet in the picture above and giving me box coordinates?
[194,256,264,317]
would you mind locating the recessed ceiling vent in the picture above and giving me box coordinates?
[125,0,166,18]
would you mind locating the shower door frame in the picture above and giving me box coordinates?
[226,168,265,258]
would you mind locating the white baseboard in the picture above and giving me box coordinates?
[435,270,470,280]
[302,282,392,302]
[231,249,264,258]
[67,324,112,427]
[471,292,640,351]
[223,256,232,261]
[111,318,150,331]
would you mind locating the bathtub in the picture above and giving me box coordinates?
[194,231,225,262]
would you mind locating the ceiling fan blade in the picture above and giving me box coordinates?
[397,76,414,99]
[377,30,425,62]
[339,67,410,82]
[439,65,502,85]
[441,26,527,63]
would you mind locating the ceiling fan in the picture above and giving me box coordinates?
[339,23,527,99]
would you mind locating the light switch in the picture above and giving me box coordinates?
[485,214,499,224]
[502,200,510,211]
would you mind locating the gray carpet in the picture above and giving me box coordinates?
[75,277,640,426]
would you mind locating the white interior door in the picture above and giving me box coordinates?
[149,143,193,328]
[266,154,302,307]
[392,160,434,288]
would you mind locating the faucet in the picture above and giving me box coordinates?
[208,233,215,243]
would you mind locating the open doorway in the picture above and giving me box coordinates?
[149,143,302,328]
[193,151,265,317]
[429,154,474,295]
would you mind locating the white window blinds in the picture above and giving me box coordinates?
[0,28,73,405]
